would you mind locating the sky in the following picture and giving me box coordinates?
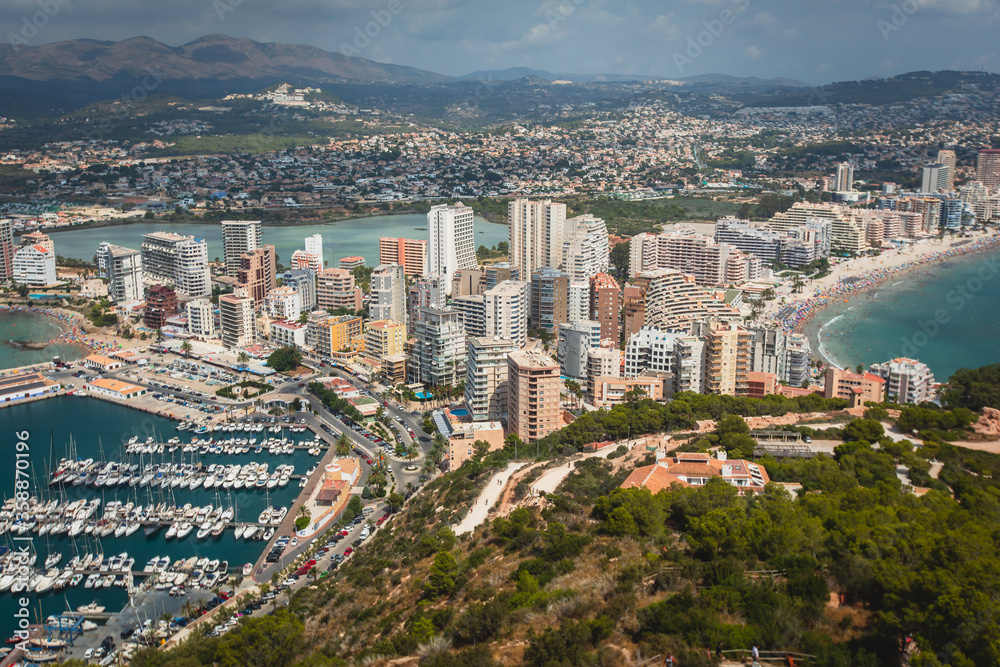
[3,0,1000,84]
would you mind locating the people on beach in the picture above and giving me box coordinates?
[766,234,1000,335]
[1,305,124,353]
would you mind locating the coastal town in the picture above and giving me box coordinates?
[0,43,1000,666]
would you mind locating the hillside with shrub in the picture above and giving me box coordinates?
[130,370,1000,667]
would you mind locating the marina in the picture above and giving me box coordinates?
[0,395,329,640]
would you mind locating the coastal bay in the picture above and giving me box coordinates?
[764,231,1000,380]
[35,213,507,266]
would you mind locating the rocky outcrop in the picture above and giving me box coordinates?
[974,407,1000,436]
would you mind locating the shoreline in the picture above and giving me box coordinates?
[35,208,509,235]
[0,305,124,370]
[761,232,1000,362]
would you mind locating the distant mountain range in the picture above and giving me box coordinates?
[0,35,814,91]
[0,35,996,120]
[0,34,448,85]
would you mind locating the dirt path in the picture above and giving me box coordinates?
[454,461,527,535]
[495,462,546,516]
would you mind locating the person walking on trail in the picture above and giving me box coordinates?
[663,653,674,667]
[751,644,760,666]
[716,642,723,660]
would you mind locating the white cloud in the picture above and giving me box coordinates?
[744,45,762,58]
[650,13,679,40]
[750,11,778,26]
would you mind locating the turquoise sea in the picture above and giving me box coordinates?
[0,396,318,637]
[805,249,1000,381]
[31,213,507,267]
[0,310,85,371]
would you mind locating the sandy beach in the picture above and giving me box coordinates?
[757,230,1000,335]
[0,304,146,369]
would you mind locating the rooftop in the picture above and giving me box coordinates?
[509,349,558,369]
[88,378,145,395]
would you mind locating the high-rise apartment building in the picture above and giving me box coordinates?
[19,232,53,255]
[410,307,467,387]
[622,283,647,341]
[379,237,428,277]
[567,281,590,325]
[363,319,407,364]
[869,357,936,404]
[409,275,447,332]
[507,350,561,442]
[466,337,517,422]
[921,163,951,194]
[428,203,476,294]
[221,220,262,277]
[673,335,706,394]
[339,256,365,271]
[317,268,362,312]
[693,320,751,396]
[266,286,302,320]
[629,226,757,286]
[624,327,683,377]
[451,269,484,297]
[586,345,622,402]
[558,320,602,381]
[307,315,363,359]
[715,218,822,268]
[786,334,812,388]
[530,268,569,334]
[508,198,566,276]
[280,268,317,311]
[291,234,323,272]
[453,295,486,338]
[824,367,885,405]
[937,149,957,191]
[485,263,521,290]
[97,244,143,303]
[835,162,854,192]
[641,269,740,332]
[589,273,621,344]
[561,214,610,281]
[12,245,56,287]
[144,285,178,329]
[237,245,277,305]
[976,148,1000,192]
[141,232,210,297]
[484,280,529,347]
[186,299,215,338]
[765,203,865,255]
[219,294,256,349]
[370,264,406,324]
[0,219,13,279]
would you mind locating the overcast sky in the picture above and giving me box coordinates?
[4,0,1000,83]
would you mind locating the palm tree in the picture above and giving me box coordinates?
[422,456,438,477]
[180,340,193,358]
[368,467,386,489]
[405,481,414,498]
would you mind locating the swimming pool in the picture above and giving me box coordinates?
[450,408,470,417]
